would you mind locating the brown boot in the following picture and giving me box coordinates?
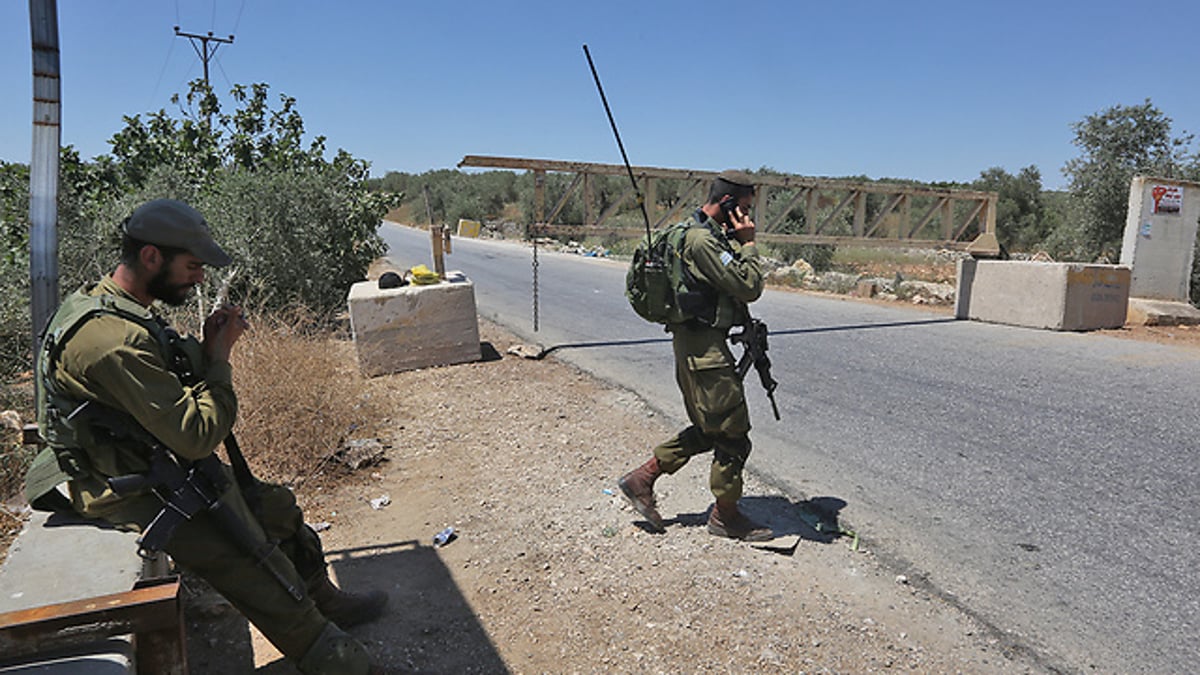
[309,574,389,628]
[707,500,774,542]
[618,457,665,532]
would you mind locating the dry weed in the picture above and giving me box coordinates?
[230,308,381,488]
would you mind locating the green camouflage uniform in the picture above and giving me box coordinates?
[652,211,764,501]
[27,276,347,668]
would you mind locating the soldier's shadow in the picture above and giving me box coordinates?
[664,495,851,552]
[202,540,508,674]
[319,540,508,674]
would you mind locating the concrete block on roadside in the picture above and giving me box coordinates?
[347,272,481,376]
[853,279,878,298]
[956,259,1130,331]
[1126,297,1200,326]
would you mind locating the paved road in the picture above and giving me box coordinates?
[382,222,1200,674]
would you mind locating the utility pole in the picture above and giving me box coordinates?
[28,0,61,400]
[174,25,234,87]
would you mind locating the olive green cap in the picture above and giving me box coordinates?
[123,199,232,267]
[717,170,755,189]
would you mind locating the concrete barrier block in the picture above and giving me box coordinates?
[0,511,144,614]
[956,260,1130,331]
[348,273,481,376]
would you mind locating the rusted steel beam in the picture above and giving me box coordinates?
[953,200,986,241]
[863,193,905,239]
[813,190,858,236]
[460,155,999,249]
[907,197,948,240]
[761,234,976,251]
[533,225,979,251]
[537,225,647,239]
[0,577,183,671]
[653,179,704,229]
[460,155,997,201]
[545,173,583,225]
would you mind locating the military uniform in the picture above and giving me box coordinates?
[27,276,366,671]
[651,210,763,502]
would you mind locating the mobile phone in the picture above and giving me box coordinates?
[720,197,738,218]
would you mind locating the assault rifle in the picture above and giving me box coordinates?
[70,400,305,601]
[730,318,781,420]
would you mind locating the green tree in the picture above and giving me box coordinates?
[103,80,395,315]
[1059,99,1199,261]
[2,80,396,385]
[972,165,1057,253]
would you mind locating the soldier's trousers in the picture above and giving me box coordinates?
[652,322,752,501]
[75,466,332,661]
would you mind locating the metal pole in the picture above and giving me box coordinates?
[29,0,61,390]
[174,27,234,88]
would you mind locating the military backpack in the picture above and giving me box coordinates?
[625,219,719,325]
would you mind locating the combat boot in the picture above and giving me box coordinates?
[618,457,665,532]
[309,574,389,628]
[296,622,375,674]
[707,499,774,542]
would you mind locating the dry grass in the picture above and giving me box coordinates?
[229,308,383,489]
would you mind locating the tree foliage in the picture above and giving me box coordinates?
[92,79,393,313]
[0,80,396,382]
[971,165,1059,254]
[1059,99,1200,260]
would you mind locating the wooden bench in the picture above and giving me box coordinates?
[0,427,186,674]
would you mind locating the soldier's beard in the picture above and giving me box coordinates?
[147,267,195,306]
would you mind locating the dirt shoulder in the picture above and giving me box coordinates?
[187,317,1048,674]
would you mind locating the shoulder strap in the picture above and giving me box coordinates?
[39,288,169,398]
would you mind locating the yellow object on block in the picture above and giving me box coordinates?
[408,264,441,285]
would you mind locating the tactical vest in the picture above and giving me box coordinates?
[680,213,752,329]
[25,284,203,510]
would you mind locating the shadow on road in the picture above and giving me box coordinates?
[641,495,851,550]
[538,317,960,357]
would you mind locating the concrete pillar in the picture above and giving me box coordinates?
[1120,176,1200,301]
[1119,176,1200,324]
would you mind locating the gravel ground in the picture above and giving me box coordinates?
[185,317,1048,674]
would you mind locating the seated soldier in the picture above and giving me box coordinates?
[26,199,388,674]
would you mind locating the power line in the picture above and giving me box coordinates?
[146,37,177,109]
[214,55,234,92]
[230,0,247,35]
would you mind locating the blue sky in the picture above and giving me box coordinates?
[3,1,1199,191]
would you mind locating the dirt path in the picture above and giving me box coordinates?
[186,317,1048,674]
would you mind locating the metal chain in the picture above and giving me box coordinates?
[531,227,540,332]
